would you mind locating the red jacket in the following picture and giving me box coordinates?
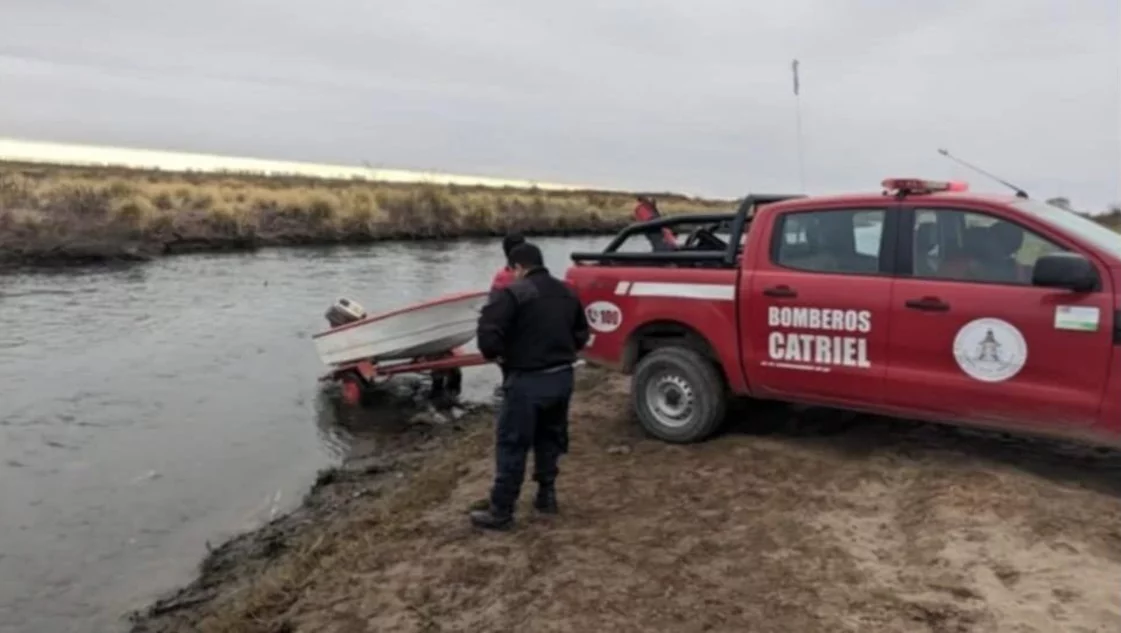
[490,266,516,291]
[634,200,677,249]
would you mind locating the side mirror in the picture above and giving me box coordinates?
[1032,252,1098,292]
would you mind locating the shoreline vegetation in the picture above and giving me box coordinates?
[3,160,1118,269]
[128,366,1121,633]
[0,162,731,267]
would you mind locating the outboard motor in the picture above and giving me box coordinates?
[325,297,367,328]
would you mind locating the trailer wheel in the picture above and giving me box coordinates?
[632,347,727,443]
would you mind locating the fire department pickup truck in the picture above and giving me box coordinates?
[565,179,1121,445]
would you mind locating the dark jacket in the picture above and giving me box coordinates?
[476,267,590,372]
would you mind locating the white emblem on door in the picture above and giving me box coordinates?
[952,318,1028,383]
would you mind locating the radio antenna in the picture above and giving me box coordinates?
[792,59,806,192]
[937,148,1029,199]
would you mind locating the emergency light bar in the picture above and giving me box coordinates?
[881,178,969,194]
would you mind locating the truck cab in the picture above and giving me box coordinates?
[565,180,1121,445]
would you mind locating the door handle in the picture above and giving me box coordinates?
[904,296,950,312]
[763,285,798,298]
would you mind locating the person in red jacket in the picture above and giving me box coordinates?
[490,233,525,293]
[634,195,677,251]
[488,233,525,398]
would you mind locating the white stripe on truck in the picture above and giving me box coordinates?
[620,282,736,301]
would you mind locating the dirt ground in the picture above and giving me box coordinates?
[131,368,1121,633]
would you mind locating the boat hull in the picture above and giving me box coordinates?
[312,291,489,366]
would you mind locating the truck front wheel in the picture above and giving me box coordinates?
[631,347,727,443]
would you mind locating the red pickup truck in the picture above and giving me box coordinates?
[565,179,1121,446]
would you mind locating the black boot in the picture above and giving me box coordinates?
[533,485,558,515]
[469,505,514,531]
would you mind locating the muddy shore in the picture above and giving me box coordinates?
[0,162,729,267]
[129,367,1121,633]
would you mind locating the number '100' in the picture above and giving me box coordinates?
[589,309,619,325]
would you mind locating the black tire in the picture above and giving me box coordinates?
[631,346,727,443]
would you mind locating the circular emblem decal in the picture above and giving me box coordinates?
[952,318,1027,383]
[585,300,623,333]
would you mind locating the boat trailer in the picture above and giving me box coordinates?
[319,347,493,406]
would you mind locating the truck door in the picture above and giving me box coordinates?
[742,204,898,406]
[884,205,1113,430]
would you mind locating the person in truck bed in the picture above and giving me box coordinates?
[634,195,677,251]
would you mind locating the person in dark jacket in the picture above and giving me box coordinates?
[469,242,590,530]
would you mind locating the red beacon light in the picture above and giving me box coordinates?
[881,178,969,194]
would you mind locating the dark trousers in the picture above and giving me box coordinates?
[645,232,673,252]
[489,367,574,513]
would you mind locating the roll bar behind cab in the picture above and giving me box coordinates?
[570,194,805,268]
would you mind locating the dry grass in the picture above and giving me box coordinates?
[1096,209,1121,231]
[4,161,1115,268]
[133,368,1121,633]
[0,162,732,265]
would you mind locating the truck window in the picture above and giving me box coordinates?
[1014,198,1121,259]
[773,209,885,274]
[911,209,1067,285]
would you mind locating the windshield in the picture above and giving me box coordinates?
[1013,199,1121,260]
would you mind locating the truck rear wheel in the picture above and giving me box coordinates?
[631,347,727,443]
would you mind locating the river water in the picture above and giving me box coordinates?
[0,236,607,633]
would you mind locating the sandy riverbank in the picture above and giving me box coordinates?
[128,367,1121,633]
[0,162,729,267]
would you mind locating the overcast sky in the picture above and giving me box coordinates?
[1,0,1119,208]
